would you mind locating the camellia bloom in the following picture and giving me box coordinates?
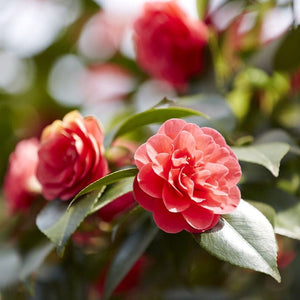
[133,1,208,90]
[3,138,41,214]
[37,111,109,201]
[133,119,241,233]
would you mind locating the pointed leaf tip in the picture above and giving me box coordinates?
[194,200,281,282]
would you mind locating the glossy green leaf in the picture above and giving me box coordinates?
[36,169,138,255]
[112,106,208,141]
[71,168,138,204]
[103,216,158,300]
[90,177,135,214]
[274,25,300,72]
[232,142,290,176]
[194,200,281,282]
[36,190,102,256]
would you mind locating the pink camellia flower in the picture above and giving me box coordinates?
[3,138,41,214]
[36,111,109,201]
[133,1,208,90]
[133,119,241,233]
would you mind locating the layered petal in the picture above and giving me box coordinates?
[37,110,109,201]
[133,1,208,89]
[133,118,241,234]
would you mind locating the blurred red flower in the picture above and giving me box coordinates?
[94,255,148,297]
[3,138,41,214]
[133,1,208,90]
[81,64,135,105]
[98,192,136,222]
[277,235,296,269]
[106,137,140,168]
[291,68,300,94]
[133,119,241,233]
[36,111,109,201]
[78,10,128,60]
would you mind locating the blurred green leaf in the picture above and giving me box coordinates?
[103,216,158,300]
[194,200,281,282]
[196,0,209,19]
[243,186,300,240]
[90,177,135,214]
[19,240,54,281]
[71,168,138,204]
[247,200,276,227]
[275,200,300,240]
[36,190,102,256]
[0,245,22,289]
[232,142,290,176]
[274,25,300,72]
[178,94,237,135]
[112,106,208,141]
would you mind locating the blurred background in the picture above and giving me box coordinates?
[1,0,300,299]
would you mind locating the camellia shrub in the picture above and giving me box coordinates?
[0,1,300,300]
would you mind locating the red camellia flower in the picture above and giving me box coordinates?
[133,119,241,233]
[133,1,208,90]
[37,111,109,201]
[3,138,41,214]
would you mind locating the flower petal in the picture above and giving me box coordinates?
[134,143,151,170]
[157,118,187,140]
[146,134,173,162]
[152,200,188,233]
[201,185,241,214]
[162,183,191,213]
[182,205,219,231]
[173,130,195,155]
[137,163,164,198]
[133,177,156,211]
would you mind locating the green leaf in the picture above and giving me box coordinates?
[247,200,276,227]
[194,200,281,282]
[274,25,300,72]
[245,186,300,240]
[0,245,22,288]
[112,106,208,141]
[36,169,138,255]
[232,142,290,176]
[275,199,300,240]
[90,177,135,214]
[19,240,54,280]
[36,190,102,256]
[71,168,138,204]
[178,94,236,135]
[103,216,158,300]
